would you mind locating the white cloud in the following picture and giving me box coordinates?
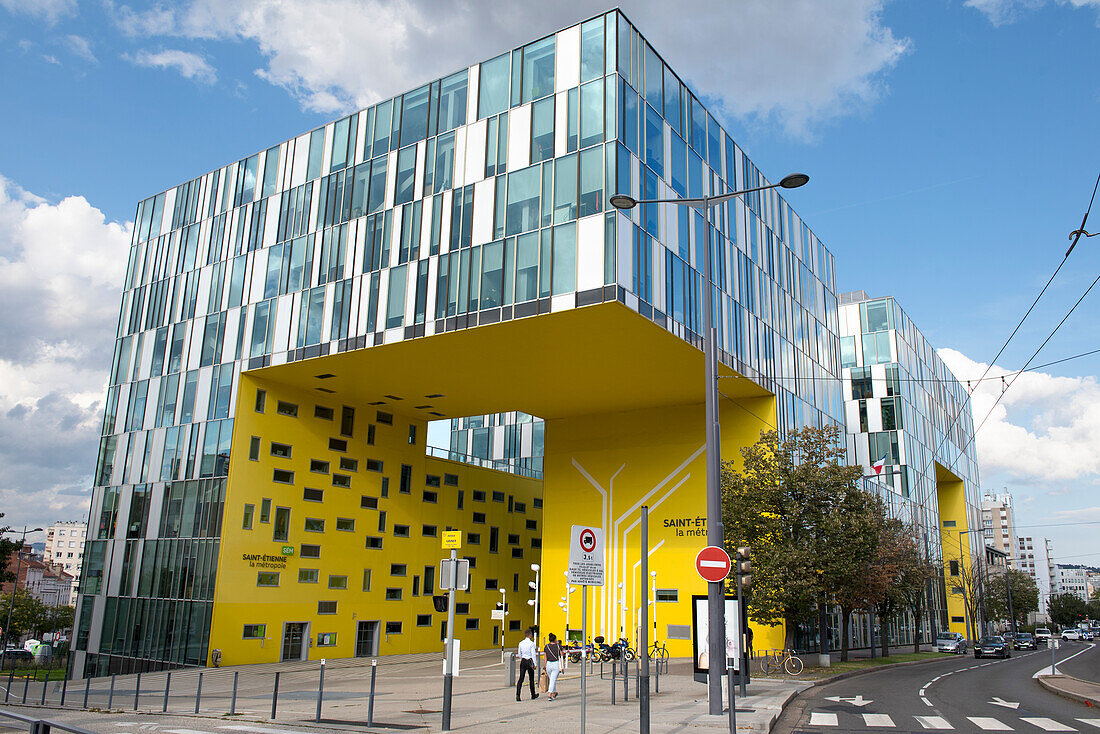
[109,0,909,138]
[965,0,1100,26]
[939,348,1100,483]
[65,34,97,64]
[126,48,217,84]
[0,0,77,25]
[0,175,131,529]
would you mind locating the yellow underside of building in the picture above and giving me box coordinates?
[936,462,973,639]
[209,301,817,665]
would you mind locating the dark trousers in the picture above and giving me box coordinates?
[516,658,536,698]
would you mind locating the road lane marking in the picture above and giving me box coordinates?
[915,716,954,729]
[219,727,315,734]
[969,717,1014,730]
[922,697,933,707]
[863,714,896,727]
[1075,721,1100,729]
[809,712,839,726]
[1020,718,1076,731]
[1033,643,1096,678]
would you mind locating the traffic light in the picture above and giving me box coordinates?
[736,546,752,590]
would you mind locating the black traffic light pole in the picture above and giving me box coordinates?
[735,547,751,697]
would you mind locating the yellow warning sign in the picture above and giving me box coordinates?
[442,530,462,550]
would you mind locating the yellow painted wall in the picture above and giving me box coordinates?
[208,372,542,667]
[538,397,784,659]
[936,465,972,639]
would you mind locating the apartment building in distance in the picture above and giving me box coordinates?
[1054,565,1090,603]
[980,492,1016,564]
[44,521,87,598]
[1016,535,1054,620]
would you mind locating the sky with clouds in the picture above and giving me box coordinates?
[0,0,1097,562]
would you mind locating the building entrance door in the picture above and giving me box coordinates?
[355,621,379,657]
[282,622,308,661]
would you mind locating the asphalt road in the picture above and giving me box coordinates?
[775,642,1100,734]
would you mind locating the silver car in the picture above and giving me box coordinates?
[936,632,968,654]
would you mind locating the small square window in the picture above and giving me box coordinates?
[243,624,266,639]
[514,501,526,513]
[472,512,486,524]
[390,563,407,576]
[301,544,321,559]
[317,632,337,646]
[329,438,348,452]
[426,475,441,487]
[510,547,523,559]
[366,459,384,472]
[332,474,351,488]
[317,600,336,614]
[655,589,678,602]
[340,457,358,472]
[509,620,521,631]
[532,497,543,508]
[394,524,410,538]
[276,401,298,417]
[328,575,348,590]
[492,491,505,503]
[465,618,479,630]
[472,490,486,502]
[444,473,459,486]
[271,443,292,458]
[272,469,294,484]
[456,602,470,614]
[340,406,355,437]
[525,519,537,530]
[422,525,437,537]
[385,588,403,600]
[484,578,498,590]
[257,572,280,587]
[310,459,330,474]
[530,537,542,549]
[507,534,520,545]
[305,518,325,532]
[314,405,334,420]
[365,536,383,549]
[336,517,354,531]
[361,496,378,509]
[298,568,319,583]
[255,389,266,412]
[385,621,402,634]
[467,532,480,545]
[416,614,432,626]
[376,411,393,425]
[422,490,437,503]
[303,487,324,502]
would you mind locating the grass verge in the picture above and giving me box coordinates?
[757,651,944,681]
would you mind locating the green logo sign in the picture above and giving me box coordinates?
[281,545,295,556]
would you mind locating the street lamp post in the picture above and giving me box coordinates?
[2,526,44,665]
[499,588,507,664]
[611,172,809,715]
[528,563,541,647]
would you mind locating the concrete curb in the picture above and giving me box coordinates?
[1035,674,1100,708]
[767,655,953,734]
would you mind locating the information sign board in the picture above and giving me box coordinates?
[567,525,605,586]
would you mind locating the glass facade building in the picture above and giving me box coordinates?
[75,10,950,673]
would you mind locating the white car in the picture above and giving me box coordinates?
[1034,628,1052,644]
[1061,629,1082,641]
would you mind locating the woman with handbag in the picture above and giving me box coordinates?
[543,633,564,701]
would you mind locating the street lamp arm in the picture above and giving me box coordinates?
[609,173,809,211]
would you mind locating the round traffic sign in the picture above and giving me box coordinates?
[695,546,732,583]
[579,528,597,553]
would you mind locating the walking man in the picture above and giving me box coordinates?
[516,628,539,700]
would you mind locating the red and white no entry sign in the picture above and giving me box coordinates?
[579,528,597,553]
[695,546,732,583]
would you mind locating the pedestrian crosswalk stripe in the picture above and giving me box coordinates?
[863,714,896,727]
[1021,718,1076,732]
[915,716,955,729]
[810,712,839,726]
[1076,721,1100,729]
[969,717,1014,730]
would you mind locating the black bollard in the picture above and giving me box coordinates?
[624,660,629,702]
[162,671,171,713]
[270,671,280,719]
[367,660,377,727]
[230,671,238,716]
[315,661,325,722]
[194,671,203,714]
[40,675,47,705]
[5,669,12,703]
[60,676,67,707]
[134,672,141,710]
[727,665,737,733]
[83,676,90,708]
[22,673,30,704]
[107,674,115,710]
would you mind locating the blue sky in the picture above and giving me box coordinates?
[0,0,1097,565]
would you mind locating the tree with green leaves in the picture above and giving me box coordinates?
[0,591,47,640]
[1048,593,1088,628]
[0,513,24,585]
[721,425,863,652]
[983,569,1039,629]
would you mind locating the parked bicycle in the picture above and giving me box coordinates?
[649,639,669,662]
[757,648,804,676]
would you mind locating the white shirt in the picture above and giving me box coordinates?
[517,637,537,661]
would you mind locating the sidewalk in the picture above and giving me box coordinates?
[1035,674,1100,707]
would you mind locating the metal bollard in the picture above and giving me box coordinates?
[23,674,31,704]
[40,675,47,705]
[624,660,629,702]
[83,676,90,708]
[5,669,12,703]
[367,660,377,727]
[611,661,616,706]
[315,660,325,722]
[507,653,517,687]
[60,676,67,707]
[194,672,203,714]
[655,655,660,694]
[727,665,737,733]
[134,672,141,710]
[162,671,171,713]
[230,671,238,716]
[270,671,280,719]
[107,674,115,710]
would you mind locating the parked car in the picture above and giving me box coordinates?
[1002,631,1017,648]
[1061,629,1082,641]
[1079,628,1094,641]
[975,636,1011,659]
[1,648,34,664]
[1014,633,1036,650]
[1034,628,1052,645]
[936,632,969,654]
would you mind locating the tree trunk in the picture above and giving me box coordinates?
[913,600,923,654]
[840,606,852,662]
[879,607,890,657]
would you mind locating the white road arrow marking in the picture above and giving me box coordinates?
[824,694,873,706]
[990,697,1021,709]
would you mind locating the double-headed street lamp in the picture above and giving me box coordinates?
[527,563,540,646]
[3,526,44,662]
[611,172,809,715]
